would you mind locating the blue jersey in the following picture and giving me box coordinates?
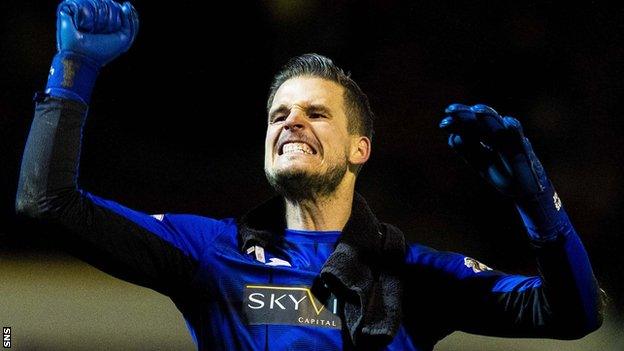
[16,97,604,350]
[79,193,601,350]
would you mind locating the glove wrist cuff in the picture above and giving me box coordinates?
[45,52,100,104]
[515,182,570,241]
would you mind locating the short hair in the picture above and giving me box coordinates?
[267,53,375,141]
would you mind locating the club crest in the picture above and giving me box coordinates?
[464,257,493,273]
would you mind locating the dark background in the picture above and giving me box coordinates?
[1,0,623,349]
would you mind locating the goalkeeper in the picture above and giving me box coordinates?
[16,0,605,350]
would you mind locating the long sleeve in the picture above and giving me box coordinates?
[15,96,209,297]
[403,211,605,342]
[458,221,604,339]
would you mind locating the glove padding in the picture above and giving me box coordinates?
[57,0,139,66]
[439,103,548,198]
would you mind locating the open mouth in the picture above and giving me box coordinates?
[278,141,317,155]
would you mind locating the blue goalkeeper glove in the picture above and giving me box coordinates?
[45,0,139,104]
[439,103,568,241]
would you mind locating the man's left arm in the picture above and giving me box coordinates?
[437,104,605,339]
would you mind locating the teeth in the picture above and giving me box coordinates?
[282,142,314,155]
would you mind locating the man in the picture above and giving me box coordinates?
[16,0,604,350]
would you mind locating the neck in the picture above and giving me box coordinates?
[284,180,354,231]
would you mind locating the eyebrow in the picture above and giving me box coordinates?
[268,104,333,121]
[307,104,333,116]
[269,105,290,122]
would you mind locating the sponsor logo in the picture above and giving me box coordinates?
[464,257,493,273]
[243,285,341,329]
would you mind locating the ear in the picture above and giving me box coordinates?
[349,136,371,165]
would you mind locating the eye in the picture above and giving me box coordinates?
[310,113,326,119]
[271,115,286,123]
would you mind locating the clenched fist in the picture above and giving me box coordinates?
[45,0,139,103]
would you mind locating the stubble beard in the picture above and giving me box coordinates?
[265,162,348,202]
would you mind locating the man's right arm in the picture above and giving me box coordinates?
[15,0,204,297]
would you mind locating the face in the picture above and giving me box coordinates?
[264,76,363,200]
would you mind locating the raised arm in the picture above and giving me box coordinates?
[15,0,204,297]
[432,104,605,339]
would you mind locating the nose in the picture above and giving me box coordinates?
[283,109,306,131]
